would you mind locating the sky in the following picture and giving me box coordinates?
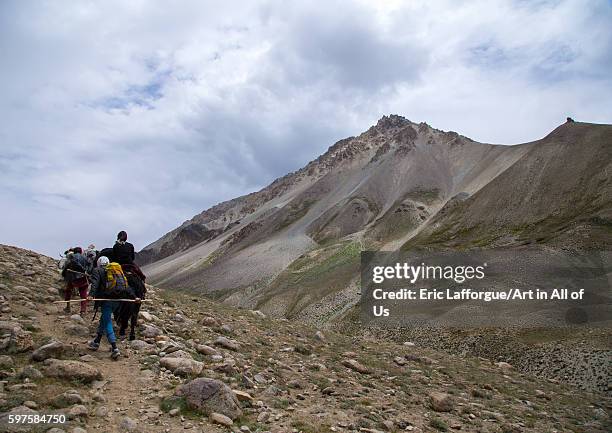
[1,0,611,257]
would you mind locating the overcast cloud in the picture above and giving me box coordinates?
[1,0,611,256]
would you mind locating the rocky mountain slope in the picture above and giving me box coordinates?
[1,244,610,433]
[138,117,611,321]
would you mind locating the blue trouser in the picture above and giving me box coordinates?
[96,302,118,344]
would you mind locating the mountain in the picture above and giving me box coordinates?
[0,244,610,433]
[139,116,612,321]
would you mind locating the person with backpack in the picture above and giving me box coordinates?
[87,256,137,359]
[84,244,98,274]
[61,247,89,316]
[113,231,135,265]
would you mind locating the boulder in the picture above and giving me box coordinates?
[31,341,72,362]
[176,377,242,420]
[42,359,102,383]
[159,357,203,376]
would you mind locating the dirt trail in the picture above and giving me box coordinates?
[37,304,165,432]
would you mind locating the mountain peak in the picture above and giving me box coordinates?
[375,114,412,130]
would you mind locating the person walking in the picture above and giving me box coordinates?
[61,247,89,316]
[87,256,121,360]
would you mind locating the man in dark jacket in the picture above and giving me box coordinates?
[112,230,135,265]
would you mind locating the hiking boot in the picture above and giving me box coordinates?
[118,331,126,341]
[110,348,121,360]
[87,340,100,351]
[128,332,136,341]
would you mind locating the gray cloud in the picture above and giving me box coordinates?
[0,0,611,256]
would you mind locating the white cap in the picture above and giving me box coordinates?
[97,256,110,267]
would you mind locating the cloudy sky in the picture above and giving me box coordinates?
[1,0,611,256]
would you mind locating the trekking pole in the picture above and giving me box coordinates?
[53,298,149,303]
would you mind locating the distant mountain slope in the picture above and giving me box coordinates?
[405,121,612,250]
[140,117,611,324]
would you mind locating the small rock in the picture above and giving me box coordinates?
[95,406,108,417]
[495,361,512,370]
[429,392,454,412]
[23,400,38,409]
[253,373,267,384]
[257,411,270,423]
[322,386,335,395]
[51,391,84,408]
[200,316,218,327]
[393,356,406,366]
[342,359,370,374]
[0,355,14,369]
[69,404,88,417]
[139,311,154,321]
[210,412,233,427]
[129,340,154,352]
[65,324,89,336]
[214,336,239,351]
[19,365,43,380]
[119,416,138,432]
[382,419,394,430]
[232,390,253,402]
[196,344,219,356]
[70,314,85,324]
[141,325,161,338]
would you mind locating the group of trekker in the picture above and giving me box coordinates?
[60,230,145,360]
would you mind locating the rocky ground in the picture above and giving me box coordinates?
[0,244,610,433]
